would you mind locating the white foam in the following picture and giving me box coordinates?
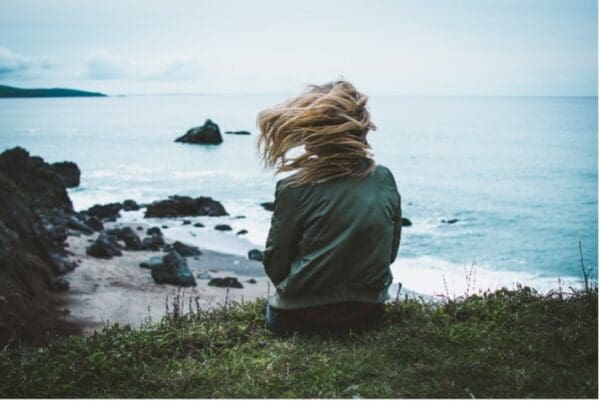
[391,255,581,297]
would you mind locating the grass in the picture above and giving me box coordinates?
[0,284,597,398]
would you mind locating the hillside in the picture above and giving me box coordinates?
[0,84,106,98]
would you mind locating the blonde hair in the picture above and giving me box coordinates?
[256,80,377,187]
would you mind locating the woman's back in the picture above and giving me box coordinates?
[264,163,402,309]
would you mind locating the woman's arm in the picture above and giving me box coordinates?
[263,179,300,285]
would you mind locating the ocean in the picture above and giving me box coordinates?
[0,94,597,296]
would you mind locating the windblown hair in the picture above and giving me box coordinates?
[257,80,377,187]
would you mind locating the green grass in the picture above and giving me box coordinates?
[0,286,597,398]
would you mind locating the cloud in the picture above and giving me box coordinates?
[82,49,201,81]
[0,47,54,78]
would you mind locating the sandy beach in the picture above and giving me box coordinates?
[60,219,271,334]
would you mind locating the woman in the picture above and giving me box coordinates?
[256,80,402,335]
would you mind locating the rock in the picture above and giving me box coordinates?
[86,202,122,221]
[52,277,70,292]
[151,251,196,287]
[108,226,143,250]
[51,161,80,188]
[260,202,275,211]
[136,226,143,231]
[182,219,191,225]
[236,229,248,235]
[172,241,202,256]
[141,234,165,251]
[224,130,251,135]
[145,195,228,218]
[122,199,140,211]
[161,225,169,229]
[234,215,246,219]
[441,219,458,224]
[66,215,94,234]
[246,278,257,284]
[147,226,162,236]
[86,216,104,231]
[86,232,123,259]
[139,256,163,269]
[208,277,243,289]
[401,218,412,227]
[214,224,232,231]
[248,249,264,261]
[175,119,223,145]
[196,271,213,280]
[0,146,74,211]
[193,222,204,228]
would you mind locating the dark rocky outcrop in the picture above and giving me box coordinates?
[248,249,264,261]
[208,277,243,289]
[175,119,223,145]
[86,202,122,221]
[86,216,104,231]
[441,219,458,224]
[147,226,162,236]
[182,219,191,225]
[224,130,251,135]
[107,227,143,250]
[150,251,196,287]
[0,147,81,345]
[51,161,81,188]
[122,199,140,211]
[401,218,412,227]
[145,195,228,218]
[214,224,232,231]
[141,234,165,251]
[193,222,205,228]
[246,278,257,284]
[260,202,275,212]
[236,229,248,236]
[86,232,123,259]
[171,241,202,257]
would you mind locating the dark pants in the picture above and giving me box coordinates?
[265,301,384,336]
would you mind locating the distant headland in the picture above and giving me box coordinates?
[0,84,106,98]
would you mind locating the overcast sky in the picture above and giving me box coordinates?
[0,0,597,95]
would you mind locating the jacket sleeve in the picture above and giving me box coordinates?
[391,193,402,263]
[263,179,300,285]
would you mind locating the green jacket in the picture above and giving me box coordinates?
[263,164,402,309]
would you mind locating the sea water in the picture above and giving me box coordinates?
[0,94,596,296]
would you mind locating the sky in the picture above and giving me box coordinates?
[0,0,597,96]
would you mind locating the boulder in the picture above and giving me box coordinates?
[86,232,123,259]
[224,130,251,135]
[86,202,122,221]
[208,277,243,289]
[147,226,162,236]
[151,251,196,287]
[175,119,223,145]
[260,202,275,211]
[139,256,163,269]
[248,249,264,261]
[236,229,248,235]
[246,278,257,284]
[182,219,191,225]
[214,224,232,231]
[86,216,104,231]
[107,226,143,250]
[401,218,412,227]
[145,195,228,218]
[172,241,202,256]
[141,234,165,251]
[193,222,205,228]
[51,161,80,188]
[122,199,140,211]
[66,215,94,234]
